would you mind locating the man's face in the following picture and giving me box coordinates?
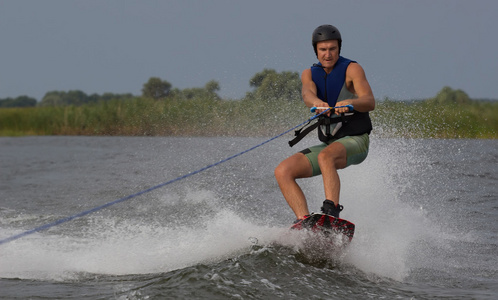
[316,40,339,70]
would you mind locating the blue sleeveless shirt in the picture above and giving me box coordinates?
[311,56,355,107]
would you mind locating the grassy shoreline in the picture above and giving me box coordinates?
[1,98,496,139]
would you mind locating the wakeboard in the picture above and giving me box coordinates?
[290,213,355,242]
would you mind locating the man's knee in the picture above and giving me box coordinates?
[317,143,347,169]
[274,163,287,180]
[275,154,311,180]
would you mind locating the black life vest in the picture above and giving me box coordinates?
[289,57,372,147]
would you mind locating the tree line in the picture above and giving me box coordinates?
[0,69,302,108]
[0,95,37,108]
[1,66,494,109]
[1,67,489,109]
[1,72,497,138]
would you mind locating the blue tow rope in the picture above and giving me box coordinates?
[0,111,328,246]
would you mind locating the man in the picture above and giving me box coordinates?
[274,24,375,223]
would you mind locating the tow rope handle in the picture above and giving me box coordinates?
[288,104,355,147]
[310,104,354,113]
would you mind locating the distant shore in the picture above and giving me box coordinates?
[1,98,496,139]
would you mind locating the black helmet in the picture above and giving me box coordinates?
[312,24,342,56]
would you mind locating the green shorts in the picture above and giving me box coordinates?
[300,134,370,177]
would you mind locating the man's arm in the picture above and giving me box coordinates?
[336,63,375,114]
[301,69,329,112]
[301,65,375,115]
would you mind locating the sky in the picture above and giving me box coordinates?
[1,0,497,101]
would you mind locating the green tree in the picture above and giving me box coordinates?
[429,86,471,104]
[65,90,89,105]
[249,69,278,88]
[38,90,90,106]
[175,80,221,100]
[142,77,172,100]
[97,92,134,101]
[39,91,65,106]
[245,69,301,102]
[205,80,220,94]
[0,95,37,107]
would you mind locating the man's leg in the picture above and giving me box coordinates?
[317,142,348,206]
[318,134,370,209]
[274,153,313,219]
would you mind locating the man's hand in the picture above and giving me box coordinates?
[314,101,332,116]
[334,100,353,114]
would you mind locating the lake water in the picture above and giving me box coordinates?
[1,136,497,299]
